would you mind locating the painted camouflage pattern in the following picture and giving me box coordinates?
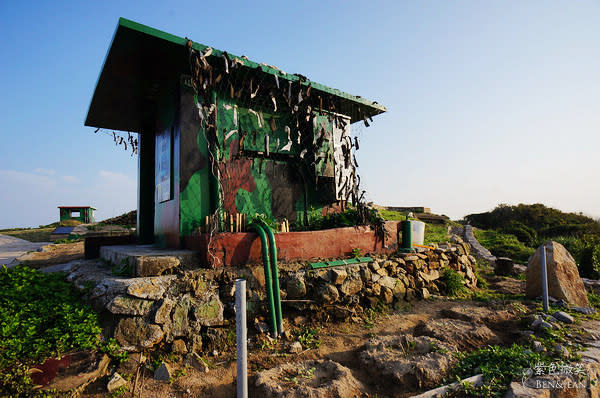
[176,76,340,236]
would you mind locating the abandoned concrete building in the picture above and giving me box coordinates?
[85,18,390,266]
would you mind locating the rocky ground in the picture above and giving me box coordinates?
[70,267,535,398]
[7,237,600,397]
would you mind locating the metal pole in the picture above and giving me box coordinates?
[235,279,248,398]
[541,245,549,312]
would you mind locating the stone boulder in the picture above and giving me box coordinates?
[255,359,364,398]
[526,242,589,307]
[359,335,456,390]
[107,295,154,316]
[114,317,164,351]
[413,319,500,351]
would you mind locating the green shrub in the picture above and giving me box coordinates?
[0,265,103,396]
[500,220,538,246]
[553,235,600,278]
[473,229,535,263]
[466,203,600,237]
[441,267,469,297]
[293,207,383,232]
[579,245,600,279]
[249,213,280,231]
[447,344,555,397]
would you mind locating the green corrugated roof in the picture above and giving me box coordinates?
[85,17,386,133]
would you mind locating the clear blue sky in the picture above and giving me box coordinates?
[1,1,599,228]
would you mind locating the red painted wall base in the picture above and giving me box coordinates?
[184,221,401,267]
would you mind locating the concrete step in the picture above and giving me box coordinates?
[100,245,203,277]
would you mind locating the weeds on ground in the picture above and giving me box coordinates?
[283,365,316,385]
[474,270,488,289]
[363,299,390,329]
[513,273,527,281]
[108,385,129,397]
[259,337,277,351]
[296,326,321,349]
[588,291,600,309]
[444,344,557,397]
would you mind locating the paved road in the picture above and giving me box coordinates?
[0,234,50,266]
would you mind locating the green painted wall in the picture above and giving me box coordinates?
[179,79,213,237]
[149,75,346,242]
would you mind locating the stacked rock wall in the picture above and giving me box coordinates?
[282,240,478,313]
[462,225,497,264]
[65,240,479,354]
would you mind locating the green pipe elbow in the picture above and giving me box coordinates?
[258,221,283,335]
[249,223,278,338]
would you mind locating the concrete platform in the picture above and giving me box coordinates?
[99,245,203,277]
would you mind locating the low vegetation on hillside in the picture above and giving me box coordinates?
[466,203,600,277]
[0,265,119,396]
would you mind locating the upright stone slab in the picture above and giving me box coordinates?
[494,257,514,276]
[526,241,589,307]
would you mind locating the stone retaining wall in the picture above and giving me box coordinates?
[462,225,497,264]
[60,240,479,355]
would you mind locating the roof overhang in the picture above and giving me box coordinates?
[85,18,386,133]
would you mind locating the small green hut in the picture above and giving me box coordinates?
[58,206,96,224]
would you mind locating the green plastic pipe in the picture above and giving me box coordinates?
[249,223,278,337]
[259,221,283,335]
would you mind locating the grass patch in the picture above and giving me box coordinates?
[378,209,407,221]
[0,228,54,242]
[58,219,82,227]
[423,223,450,245]
[588,291,600,309]
[378,209,450,245]
[0,265,107,396]
[474,229,535,263]
[53,234,84,244]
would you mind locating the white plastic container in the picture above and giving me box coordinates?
[411,221,425,245]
